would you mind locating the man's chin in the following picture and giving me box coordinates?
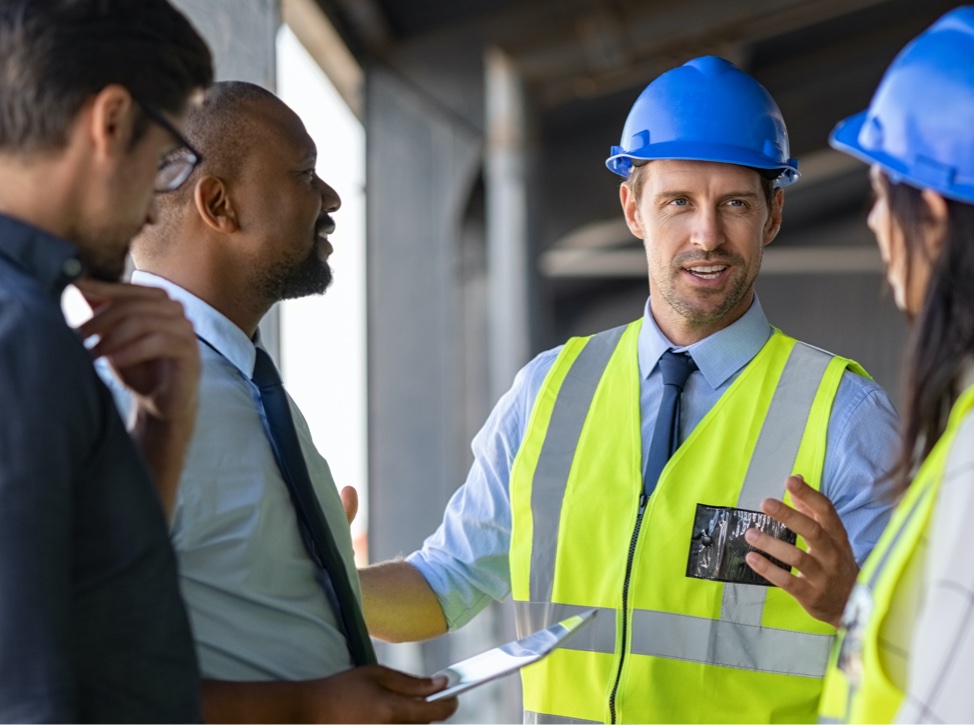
[82,258,128,283]
[276,263,332,301]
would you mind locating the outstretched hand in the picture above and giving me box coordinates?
[744,474,859,628]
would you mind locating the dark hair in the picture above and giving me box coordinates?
[175,80,280,192]
[0,0,213,154]
[625,162,776,211]
[884,173,974,496]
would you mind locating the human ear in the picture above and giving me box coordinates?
[762,188,784,246]
[87,84,138,158]
[194,175,238,234]
[620,182,644,239]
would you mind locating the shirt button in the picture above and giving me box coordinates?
[62,258,82,278]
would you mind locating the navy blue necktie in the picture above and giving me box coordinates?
[644,350,697,498]
[252,347,377,666]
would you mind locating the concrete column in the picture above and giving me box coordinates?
[484,48,540,400]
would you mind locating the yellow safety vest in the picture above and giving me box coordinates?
[510,320,867,723]
[819,385,974,723]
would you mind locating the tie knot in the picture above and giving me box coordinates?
[658,349,697,391]
[252,346,283,389]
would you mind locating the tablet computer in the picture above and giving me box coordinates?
[426,609,597,702]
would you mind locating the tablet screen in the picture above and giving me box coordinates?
[426,609,597,702]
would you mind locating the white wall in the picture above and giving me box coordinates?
[277,26,369,562]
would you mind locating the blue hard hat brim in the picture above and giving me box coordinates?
[606,140,799,186]
[829,110,884,170]
[830,110,974,204]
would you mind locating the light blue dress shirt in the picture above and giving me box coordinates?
[407,297,900,631]
[109,271,359,681]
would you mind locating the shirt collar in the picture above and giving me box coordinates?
[638,295,773,389]
[131,270,260,379]
[0,214,84,298]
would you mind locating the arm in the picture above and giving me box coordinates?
[360,560,448,642]
[77,278,201,519]
[0,312,85,720]
[201,666,457,724]
[362,348,561,643]
[745,377,899,627]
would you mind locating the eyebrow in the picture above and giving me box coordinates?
[654,190,761,201]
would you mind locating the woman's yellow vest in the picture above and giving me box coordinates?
[819,385,974,723]
[509,320,868,724]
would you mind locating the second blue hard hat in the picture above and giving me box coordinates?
[605,56,799,186]
[830,6,974,204]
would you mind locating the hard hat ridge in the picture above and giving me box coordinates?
[605,55,799,186]
[830,6,974,204]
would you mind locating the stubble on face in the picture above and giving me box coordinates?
[633,161,776,342]
[235,96,341,309]
[651,245,762,329]
[76,121,173,282]
[72,211,142,281]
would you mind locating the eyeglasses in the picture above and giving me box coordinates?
[138,101,203,192]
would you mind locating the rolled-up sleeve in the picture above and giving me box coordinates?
[407,348,561,631]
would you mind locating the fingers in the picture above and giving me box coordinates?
[744,473,859,628]
[367,667,460,724]
[77,282,197,373]
[759,476,852,557]
[341,486,359,526]
[86,313,197,367]
[375,666,446,698]
[394,694,458,724]
[746,549,797,588]
[784,475,848,541]
[744,528,819,578]
[77,280,200,425]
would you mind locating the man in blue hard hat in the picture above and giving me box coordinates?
[360,56,899,722]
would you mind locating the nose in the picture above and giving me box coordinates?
[316,177,341,213]
[689,206,722,252]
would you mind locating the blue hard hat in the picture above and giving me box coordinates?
[830,7,974,204]
[605,56,799,186]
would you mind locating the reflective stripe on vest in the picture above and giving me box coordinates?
[524,712,602,724]
[529,324,627,604]
[516,329,834,676]
[723,341,833,627]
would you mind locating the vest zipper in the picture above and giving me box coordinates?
[608,491,648,724]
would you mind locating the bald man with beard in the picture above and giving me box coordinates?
[121,81,457,724]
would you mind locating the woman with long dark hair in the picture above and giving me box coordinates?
[819,6,974,723]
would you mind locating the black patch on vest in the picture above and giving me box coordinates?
[686,504,796,585]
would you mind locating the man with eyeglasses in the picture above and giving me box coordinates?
[0,1,213,721]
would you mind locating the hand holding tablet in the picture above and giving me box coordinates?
[426,609,597,702]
